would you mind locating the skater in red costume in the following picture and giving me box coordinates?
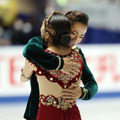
[21,11,82,120]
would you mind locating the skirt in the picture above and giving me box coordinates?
[36,95,81,120]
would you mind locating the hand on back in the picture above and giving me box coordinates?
[61,57,81,78]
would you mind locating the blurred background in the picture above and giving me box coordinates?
[0,0,120,120]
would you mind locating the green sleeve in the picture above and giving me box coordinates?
[23,36,64,70]
[78,47,98,100]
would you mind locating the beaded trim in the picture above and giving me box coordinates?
[40,95,77,110]
[21,68,30,80]
[35,49,83,89]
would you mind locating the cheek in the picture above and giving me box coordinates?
[70,34,75,39]
[70,39,77,45]
[76,38,82,44]
[71,35,79,43]
[71,34,77,41]
[71,38,82,44]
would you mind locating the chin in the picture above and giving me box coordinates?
[71,44,75,47]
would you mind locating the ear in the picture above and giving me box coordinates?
[45,32,51,42]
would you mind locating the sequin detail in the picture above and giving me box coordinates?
[40,94,76,110]
[35,49,83,88]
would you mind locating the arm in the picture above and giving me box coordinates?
[23,36,64,70]
[79,48,98,100]
[62,47,98,102]
[23,36,80,77]
[20,59,36,82]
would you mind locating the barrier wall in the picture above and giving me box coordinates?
[79,44,120,93]
[0,45,120,100]
[0,46,30,97]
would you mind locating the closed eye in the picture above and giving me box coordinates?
[79,36,84,39]
[71,31,77,35]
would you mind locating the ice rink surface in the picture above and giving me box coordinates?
[0,98,120,120]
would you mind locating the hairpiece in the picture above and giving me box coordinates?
[44,11,63,36]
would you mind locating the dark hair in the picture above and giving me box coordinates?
[45,12,71,46]
[65,10,89,26]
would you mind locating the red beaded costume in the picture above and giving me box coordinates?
[35,49,83,120]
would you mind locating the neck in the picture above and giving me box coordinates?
[47,45,71,56]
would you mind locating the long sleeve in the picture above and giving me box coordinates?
[79,48,98,100]
[23,36,64,70]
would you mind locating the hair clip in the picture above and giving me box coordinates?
[44,10,63,36]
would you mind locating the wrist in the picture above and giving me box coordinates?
[79,87,88,99]
[21,68,30,80]
[59,57,64,70]
[56,57,64,70]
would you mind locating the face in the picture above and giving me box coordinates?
[69,22,88,47]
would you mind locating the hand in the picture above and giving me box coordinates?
[61,83,82,102]
[61,57,81,78]
[22,59,35,78]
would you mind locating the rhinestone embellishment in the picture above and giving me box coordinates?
[50,77,53,81]
[40,95,76,110]
[39,71,42,74]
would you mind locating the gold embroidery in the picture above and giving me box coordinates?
[48,50,83,88]
[40,95,76,110]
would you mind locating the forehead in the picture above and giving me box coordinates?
[71,22,87,33]
[71,22,86,28]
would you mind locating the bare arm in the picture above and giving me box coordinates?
[20,59,36,82]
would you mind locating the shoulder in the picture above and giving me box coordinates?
[71,46,83,63]
[25,59,37,71]
[23,36,45,55]
[28,36,45,45]
[72,46,83,55]
[72,46,84,57]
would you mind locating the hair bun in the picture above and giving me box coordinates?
[60,34,71,46]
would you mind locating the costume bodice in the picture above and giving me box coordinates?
[35,49,83,89]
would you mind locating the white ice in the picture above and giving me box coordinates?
[0,98,120,120]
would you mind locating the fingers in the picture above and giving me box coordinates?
[61,86,82,101]
[62,91,78,97]
[62,84,80,95]
[62,92,80,102]
[62,89,79,97]
[62,91,75,96]
[62,95,77,102]
[70,63,80,74]
[66,100,74,102]
[62,93,77,102]
[67,65,80,77]
[62,57,81,77]
[62,88,76,93]
[68,72,78,78]
[70,83,79,87]
[62,84,79,91]
[62,93,76,99]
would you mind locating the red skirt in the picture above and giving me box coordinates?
[36,103,81,120]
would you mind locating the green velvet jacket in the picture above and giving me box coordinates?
[23,36,98,120]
